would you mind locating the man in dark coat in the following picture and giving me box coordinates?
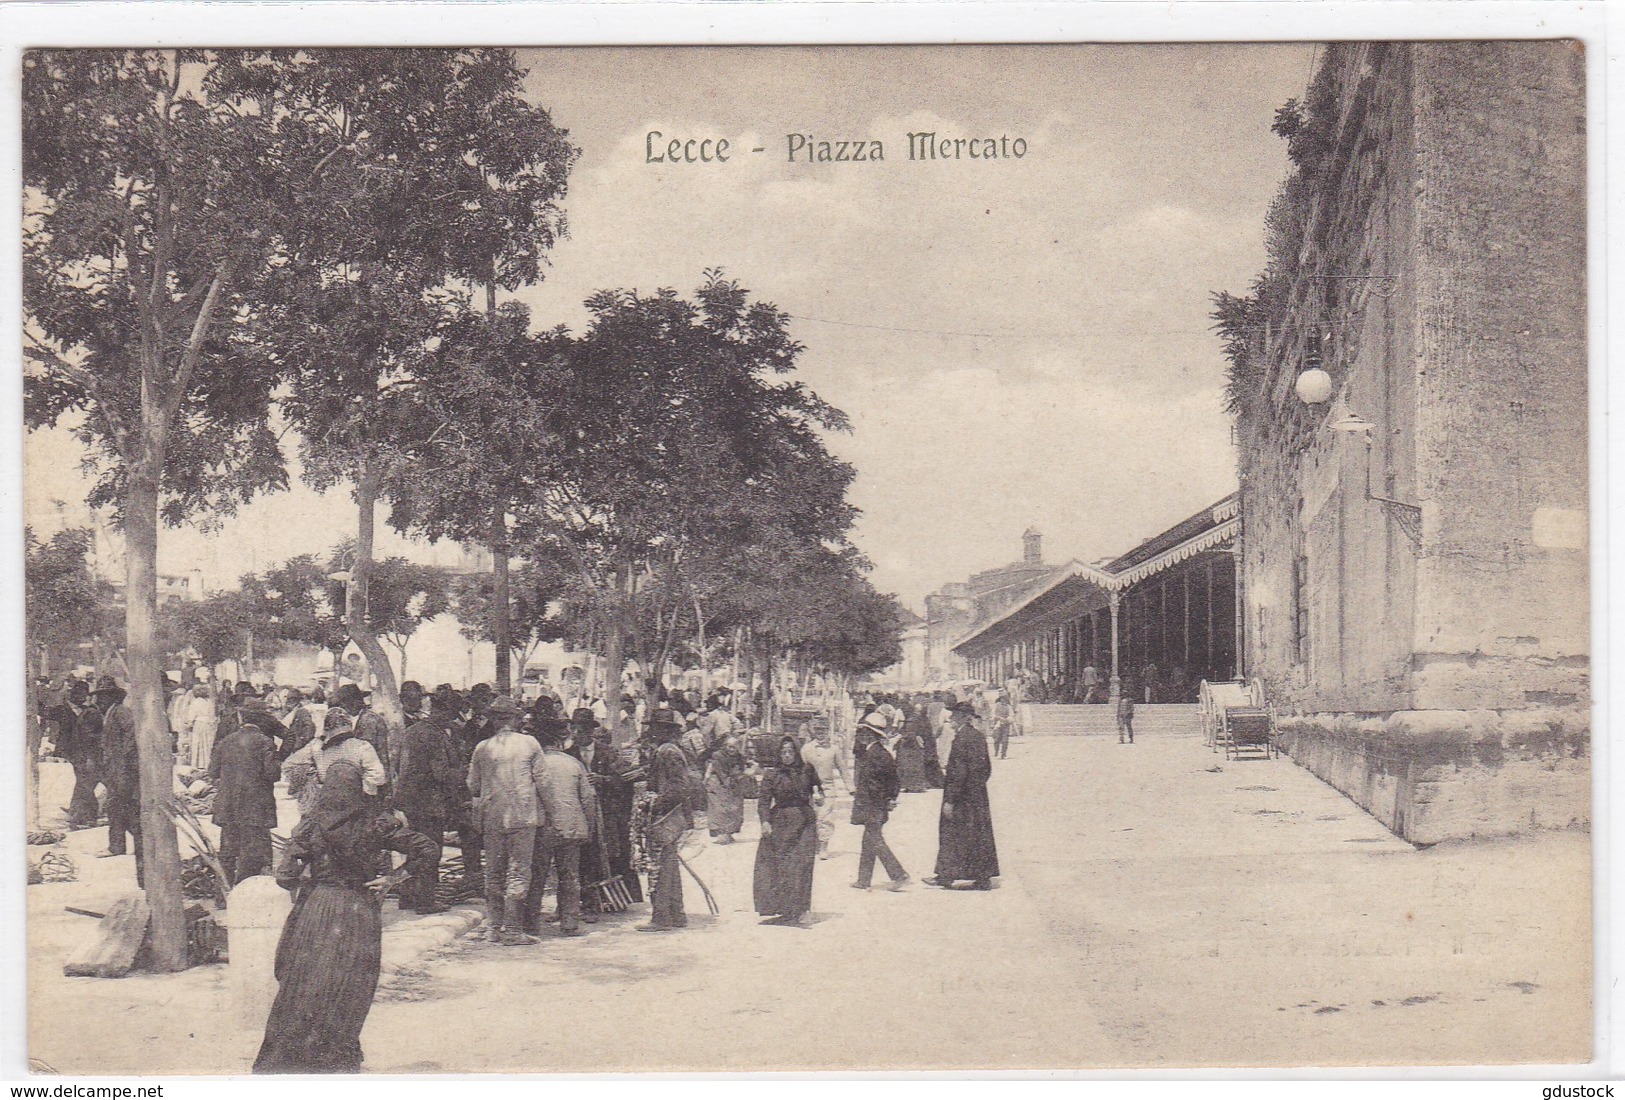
[51,679,104,828]
[237,695,288,755]
[448,685,496,890]
[850,711,909,891]
[97,679,142,883]
[587,724,643,903]
[390,681,426,791]
[926,700,1000,890]
[393,691,462,913]
[210,703,281,884]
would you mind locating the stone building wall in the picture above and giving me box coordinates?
[1236,41,1588,844]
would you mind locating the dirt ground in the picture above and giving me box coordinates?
[25,727,1592,1074]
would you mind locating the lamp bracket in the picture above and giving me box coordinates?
[1371,495,1423,548]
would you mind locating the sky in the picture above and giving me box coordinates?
[24,43,1314,611]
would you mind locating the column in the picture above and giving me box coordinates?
[1205,558,1217,679]
[1182,570,1193,670]
[1108,591,1121,701]
[1233,537,1246,680]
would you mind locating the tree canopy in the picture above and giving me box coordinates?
[25,526,115,671]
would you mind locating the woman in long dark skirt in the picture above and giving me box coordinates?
[916,695,945,789]
[925,701,1000,891]
[895,705,930,792]
[752,737,824,927]
[254,762,438,1074]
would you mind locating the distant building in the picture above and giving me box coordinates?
[922,527,1051,682]
[950,498,1239,702]
[1225,43,1587,843]
[156,570,206,605]
[873,607,928,689]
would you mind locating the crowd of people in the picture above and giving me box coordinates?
[36,669,1014,1074]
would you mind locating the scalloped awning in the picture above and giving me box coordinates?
[952,516,1238,656]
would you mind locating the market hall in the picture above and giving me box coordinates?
[952,495,1240,704]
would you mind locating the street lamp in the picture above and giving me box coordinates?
[328,569,354,619]
[1294,366,1333,405]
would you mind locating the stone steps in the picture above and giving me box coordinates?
[1023,703,1203,738]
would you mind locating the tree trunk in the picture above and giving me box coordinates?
[760,635,775,733]
[694,596,709,697]
[124,461,187,971]
[26,676,42,832]
[491,526,511,694]
[730,627,743,715]
[603,570,626,745]
[349,457,403,731]
[739,627,754,723]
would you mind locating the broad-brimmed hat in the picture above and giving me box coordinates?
[399,680,425,702]
[93,675,126,699]
[860,711,888,730]
[332,683,370,711]
[430,686,462,716]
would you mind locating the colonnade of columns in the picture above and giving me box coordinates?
[959,550,1238,704]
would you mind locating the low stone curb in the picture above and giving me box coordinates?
[379,904,485,978]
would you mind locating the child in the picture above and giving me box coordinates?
[1116,686,1136,745]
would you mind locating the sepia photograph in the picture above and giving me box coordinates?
[14,25,1598,1077]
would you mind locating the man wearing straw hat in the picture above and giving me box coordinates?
[850,710,910,892]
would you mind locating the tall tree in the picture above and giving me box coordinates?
[254,553,350,676]
[364,557,452,681]
[384,303,571,695]
[235,48,576,717]
[25,526,114,677]
[519,274,857,735]
[450,556,576,680]
[24,50,299,969]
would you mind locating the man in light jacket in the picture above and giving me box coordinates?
[467,696,546,946]
[524,723,598,936]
